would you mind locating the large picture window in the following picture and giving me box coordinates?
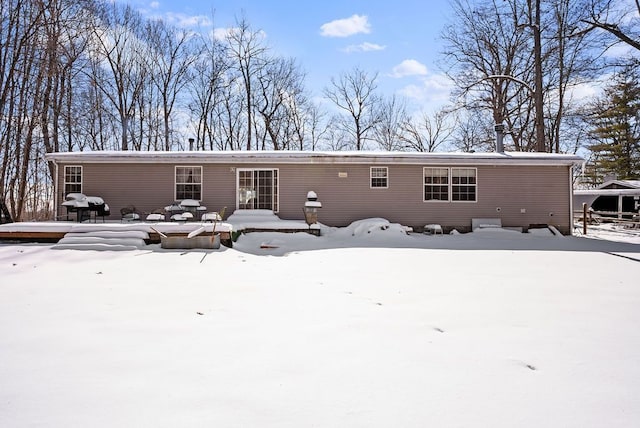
[175,166,202,201]
[370,167,388,188]
[64,166,82,196]
[424,167,477,202]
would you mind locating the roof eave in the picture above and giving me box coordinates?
[45,150,583,167]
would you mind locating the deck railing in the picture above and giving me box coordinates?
[574,203,640,234]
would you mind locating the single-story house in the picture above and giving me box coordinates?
[45,150,582,234]
[574,180,640,219]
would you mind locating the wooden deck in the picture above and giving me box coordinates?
[0,221,233,246]
[0,220,319,247]
[0,230,66,243]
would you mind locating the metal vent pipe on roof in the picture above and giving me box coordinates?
[495,123,505,153]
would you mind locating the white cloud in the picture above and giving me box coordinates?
[397,74,454,111]
[213,27,233,40]
[320,14,371,38]
[164,12,212,28]
[390,59,428,78]
[342,42,386,53]
[149,1,160,9]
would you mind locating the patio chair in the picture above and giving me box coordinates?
[94,203,110,222]
[120,205,141,222]
[145,208,166,222]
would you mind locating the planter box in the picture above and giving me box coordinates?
[161,234,220,249]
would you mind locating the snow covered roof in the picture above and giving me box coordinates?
[598,180,640,190]
[45,150,583,167]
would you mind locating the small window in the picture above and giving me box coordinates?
[370,167,388,188]
[64,166,82,196]
[424,167,449,201]
[175,166,202,200]
[451,168,477,202]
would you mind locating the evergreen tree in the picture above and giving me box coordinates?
[586,69,640,182]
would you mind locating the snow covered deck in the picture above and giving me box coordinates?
[0,210,321,245]
[0,221,233,243]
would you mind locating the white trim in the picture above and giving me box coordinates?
[423,167,478,203]
[174,165,202,201]
[53,160,59,220]
[370,166,389,189]
[45,150,583,167]
[63,165,83,197]
[569,168,574,236]
[236,168,280,213]
[423,167,450,202]
[451,167,478,203]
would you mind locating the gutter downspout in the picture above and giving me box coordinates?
[52,158,59,221]
[568,165,574,236]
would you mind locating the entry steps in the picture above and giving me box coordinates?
[53,229,148,251]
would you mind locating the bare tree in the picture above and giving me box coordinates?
[89,3,147,151]
[215,81,247,150]
[542,0,607,153]
[323,66,381,150]
[254,56,305,150]
[83,56,115,150]
[187,24,231,150]
[399,108,457,152]
[322,115,353,151]
[451,111,497,153]
[146,19,199,150]
[373,95,408,151]
[285,90,310,150]
[306,102,330,151]
[225,16,268,150]
[285,94,329,151]
[442,0,534,150]
[443,0,602,153]
[581,0,640,52]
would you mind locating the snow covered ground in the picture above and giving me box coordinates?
[1,219,639,428]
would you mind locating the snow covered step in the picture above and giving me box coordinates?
[52,229,148,250]
[52,242,143,251]
[63,230,149,240]
[56,236,146,247]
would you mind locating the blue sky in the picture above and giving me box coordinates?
[127,0,455,112]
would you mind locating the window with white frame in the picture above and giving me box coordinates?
[424,167,449,201]
[370,167,388,188]
[451,168,477,201]
[175,166,202,200]
[424,167,477,202]
[237,169,279,212]
[64,165,82,196]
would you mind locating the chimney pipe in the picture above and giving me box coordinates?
[494,123,504,153]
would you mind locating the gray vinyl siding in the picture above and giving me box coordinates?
[276,164,572,233]
[55,161,573,234]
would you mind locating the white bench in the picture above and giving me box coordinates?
[471,218,502,231]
